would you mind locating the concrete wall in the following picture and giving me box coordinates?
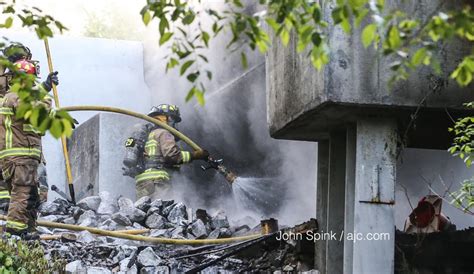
[69,113,137,199]
[266,0,473,145]
[2,31,152,200]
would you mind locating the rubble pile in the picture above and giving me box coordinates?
[36,191,254,272]
[39,192,244,240]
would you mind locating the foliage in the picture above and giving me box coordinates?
[449,102,474,167]
[140,0,473,104]
[0,236,65,273]
[449,178,474,214]
[0,1,74,138]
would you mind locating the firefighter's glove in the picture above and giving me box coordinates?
[72,118,79,129]
[42,71,59,92]
[191,149,210,161]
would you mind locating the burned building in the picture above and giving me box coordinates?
[266,0,474,273]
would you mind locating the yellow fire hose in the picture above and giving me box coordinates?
[44,38,76,204]
[61,105,202,151]
[0,215,261,245]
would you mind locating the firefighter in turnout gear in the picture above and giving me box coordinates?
[0,55,8,212]
[0,43,58,239]
[123,104,209,199]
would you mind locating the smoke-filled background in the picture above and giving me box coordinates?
[5,0,473,229]
[6,0,318,226]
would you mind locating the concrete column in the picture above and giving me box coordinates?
[353,118,397,274]
[326,131,346,274]
[344,125,356,274]
[315,140,329,273]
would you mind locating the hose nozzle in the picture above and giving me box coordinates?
[201,156,237,185]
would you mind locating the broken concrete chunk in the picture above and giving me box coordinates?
[208,227,232,239]
[114,245,138,262]
[97,191,119,215]
[112,212,133,226]
[135,196,152,212]
[167,202,188,224]
[161,203,175,217]
[129,208,146,223]
[170,227,186,239]
[137,247,161,267]
[145,213,166,229]
[146,206,161,217]
[78,210,97,224]
[118,197,135,213]
[99,219,119,231]
[120,257,138,274]
[77,196,101,212]
[77,230,97,243]
[65,260,85,273]
[211,210,230,229]
[140,266,169,274]
[39,215,61,223]
[190,219,208,239]
[149,229,170,238]
[39,201,64,216]
[86,267,112,274]
[132,222,146,229]
[62,217,76,225]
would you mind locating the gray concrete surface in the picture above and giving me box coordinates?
[69,113,137,199]
[2,31,152,200]
[266,0,473,147]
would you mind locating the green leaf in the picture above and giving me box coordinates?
[183,13,195,25]
[361,23,377,48]
[185,87,195,102]
[311,32,322,46]
[280,28,290,46]
[180,60,195,75]
[411,48,427,66]
[50,119,63,138]
[194,88,205,105]
[142,11,151,26]
[186,72,199,82]
[265,18,279,32]
[311,46,329,71]
[355,8,369,27]
[206,70,212,80]
[62,119,73,137]
[159,18,169,35]
[4,17,13,28]
[387,26,401,48]
[159,32,173,45]
[166,58,179,72]
[198,54,208,62]
[241,52,248,69]
[312,5,322,22]
[341,19,351,33]
[201,31,210,47]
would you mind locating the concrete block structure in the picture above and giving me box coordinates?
[69,113,138,200]
[266,0,473,273]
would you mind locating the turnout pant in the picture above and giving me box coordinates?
[3,161,39,232]
[0,172,9,210]
[136,179,172,200]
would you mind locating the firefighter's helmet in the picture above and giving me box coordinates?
[13,59,39,76]
[3,43,32,63]
[148,104,182,123]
